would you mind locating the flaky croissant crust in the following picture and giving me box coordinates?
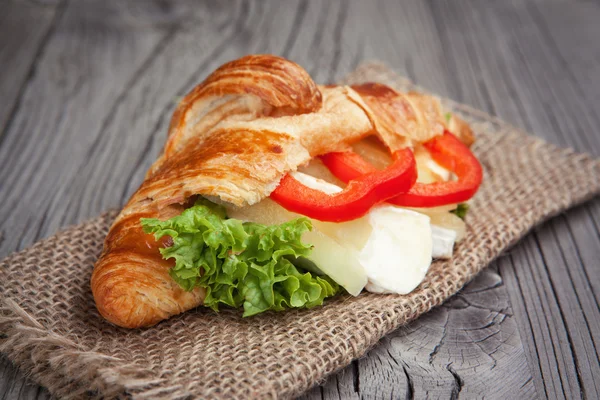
[91,55,474,328]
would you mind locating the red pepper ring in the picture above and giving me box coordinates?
[321,131,483,208]
[391,130,483,207]
[269,148,417,222]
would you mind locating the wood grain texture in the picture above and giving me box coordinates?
[0,0,61,143]
[300,267,537,400]
[1,0,598,398]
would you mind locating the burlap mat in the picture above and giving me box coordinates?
[1,63,599,399]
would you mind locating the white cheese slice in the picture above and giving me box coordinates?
[291,172,433,295]
[360,207,432,294]
[290,171,342,195]
[425,159,452,181]
[226,196,368,296]
[431,225,457,259]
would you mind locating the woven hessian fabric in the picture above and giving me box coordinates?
[1,64,599,399]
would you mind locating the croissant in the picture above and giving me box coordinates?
[91,55,474,328]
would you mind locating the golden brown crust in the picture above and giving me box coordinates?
[92,204,206,328]
[351,83,474,149]
[92,55,475,328]
[351,83,444,150]
[159,55,323,167]
[448,113,475,147]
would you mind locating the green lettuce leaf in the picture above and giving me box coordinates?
[141,199,340,316]
[450,203,469,220]
[445,112,452,124]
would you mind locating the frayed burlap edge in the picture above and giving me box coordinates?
[1,62,599,399]
[0,297,162,399]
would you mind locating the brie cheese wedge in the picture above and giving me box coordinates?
[229,170,460,296]
[291,172,433,294]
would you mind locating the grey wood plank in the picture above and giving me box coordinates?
[421,1,600,398]
[0,2,62,398]
[0,0,196,396]
[301,0,600,397]
[299,267,537,400]
[0,0,199,254]
[0,0,62,143]
[361,267,535,399]
[1,0,599,399]
[0,356,50,400]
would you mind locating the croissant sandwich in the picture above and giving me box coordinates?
[91,55,482,328]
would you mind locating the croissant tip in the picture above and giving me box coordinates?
[92,283,160,329]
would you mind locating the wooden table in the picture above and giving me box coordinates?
[1,0,599,398]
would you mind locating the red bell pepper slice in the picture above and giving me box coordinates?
[321,131,483,207]
[270,148,417,222]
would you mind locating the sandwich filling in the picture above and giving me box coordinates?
[141,136,472,317]
[141,199,339,317]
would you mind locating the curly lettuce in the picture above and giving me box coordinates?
[141,199,339,316]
